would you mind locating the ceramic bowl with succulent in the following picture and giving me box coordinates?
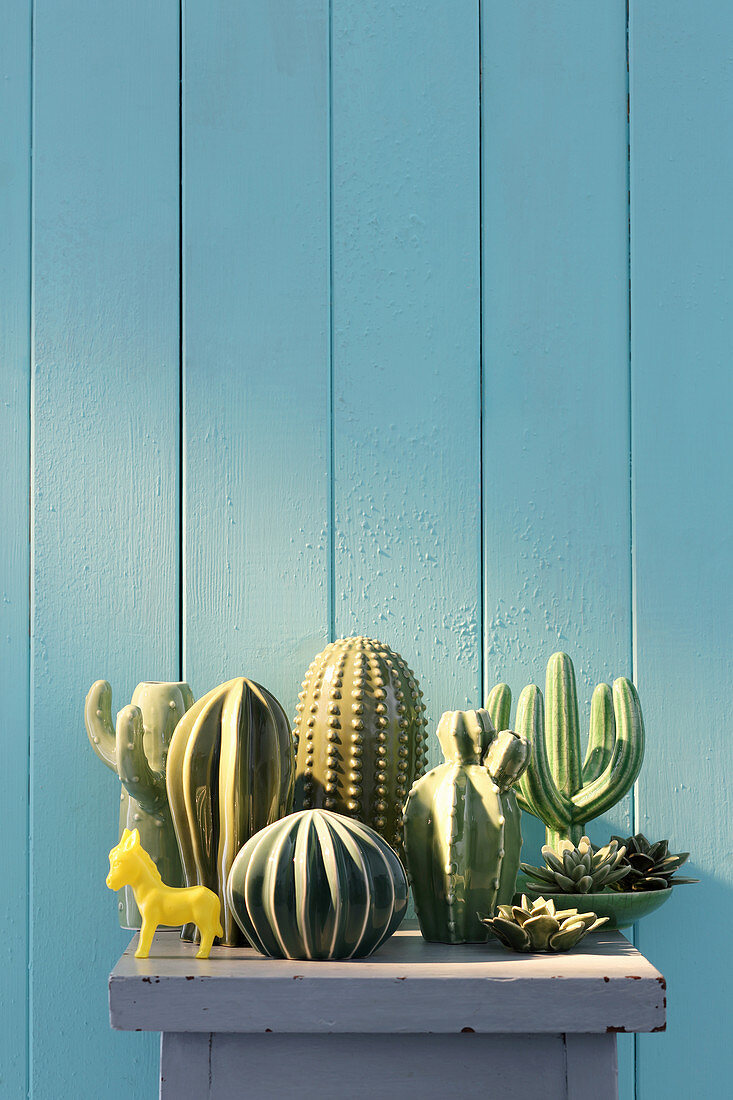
[518,833,696,929]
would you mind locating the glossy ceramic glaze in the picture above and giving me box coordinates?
[487,653,645,852]
[227,809,407,959]
[166,677,294,946]
[293,636,427,853]
[85,680,194,927]
[107,828,222,958]
[403,709,530,944]
[517,878,673,931]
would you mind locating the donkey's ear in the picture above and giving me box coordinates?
[120,828,131,841]
[128,828,140,847]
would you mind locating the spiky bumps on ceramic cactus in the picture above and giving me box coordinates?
[85,680,195,927]
[293,637,427,853]
[166,677,294,947]
[227,810,408,960]
[487,652,645,852]
[403,709,530,944]
[521,835,630,894]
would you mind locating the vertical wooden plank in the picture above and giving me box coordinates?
[31,2,180,1096]
[331,0,482,751]
[480,4,633,1093]
[182,0,330,711]
[630,3,733,1097]
[0,2,31,1094]
[480,1,631,840]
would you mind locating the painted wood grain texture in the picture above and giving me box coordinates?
[331,0,482,757]
[479,8,633,1080]
[3,0,730,1097]
[31,1,180,1097]
[182,0,330,710]
[629,3,733,1097]
[0,3,31,1095]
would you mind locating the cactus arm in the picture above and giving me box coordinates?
[581,683,615,784]
[485,683,512,735]
[84,680,118,771]
[545,653,582,798]
[115,704,166,814]
[486,730,530,793]
[515,685,573,831]
[572,678,645,820]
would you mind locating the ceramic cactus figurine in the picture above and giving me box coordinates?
[166,677,294,947]
[486,652,645,852]
[107,828,222,959]
[227,810,408,960]
[480,895,608,953]
[403,709,530,944]
[85,679,195,927]
[293,636,427,853]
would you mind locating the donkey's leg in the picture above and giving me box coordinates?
[136,915,157,959]
[196,922,215,959]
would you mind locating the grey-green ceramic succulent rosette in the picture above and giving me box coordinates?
[481,895,608,953]
[521,835,630,894]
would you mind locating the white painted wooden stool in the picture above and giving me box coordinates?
[109,925,665,1099]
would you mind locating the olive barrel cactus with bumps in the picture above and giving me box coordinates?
[84,680,195,927]
[487,652,645,852]
[293,637,427,853]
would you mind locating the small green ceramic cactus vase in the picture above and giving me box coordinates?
[403,709,530,944]
[85,679,195,928]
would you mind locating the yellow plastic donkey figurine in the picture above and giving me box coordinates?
[107,828,223,959]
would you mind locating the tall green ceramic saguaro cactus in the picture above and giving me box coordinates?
[85,680,195,927]
[486,652,645,852]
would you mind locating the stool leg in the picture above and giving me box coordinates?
[159,1032,211,1099]
[565,1034,618,1100]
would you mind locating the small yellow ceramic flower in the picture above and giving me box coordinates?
[107,828,222,959]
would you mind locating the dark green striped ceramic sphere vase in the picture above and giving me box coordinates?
[226,809,408,959]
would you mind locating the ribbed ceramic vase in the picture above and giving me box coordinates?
[166,677,294,946]
[403,709,530,944]
[85,679,195,927]
[227,809,408,959]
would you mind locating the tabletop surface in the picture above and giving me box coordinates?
[109,924,666,1035]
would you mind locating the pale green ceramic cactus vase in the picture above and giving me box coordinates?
[403,709,530,944]
[85,680,195,928]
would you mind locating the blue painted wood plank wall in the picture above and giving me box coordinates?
[1,2,730,1096]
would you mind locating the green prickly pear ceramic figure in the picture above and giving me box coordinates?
[85,680,195,928]
[293,637,428,854]
[403,709,530,944]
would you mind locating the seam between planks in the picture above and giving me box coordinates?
[478,0,486,704]
[28,0,36,1094]
[327,0,335,645]
[178,0,185,684]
